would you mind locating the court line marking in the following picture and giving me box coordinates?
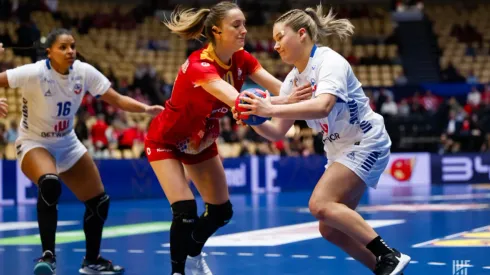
[428,262,446,266]
[237,252,254,256]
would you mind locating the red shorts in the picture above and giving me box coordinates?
[144,139,219,165]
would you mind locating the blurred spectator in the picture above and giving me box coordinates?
[91,114,109,152]
[466,70,479,85]
[380,96,398,117]
[421,90,439,114]
[4,119,18,144]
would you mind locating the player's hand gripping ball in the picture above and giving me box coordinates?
[234,88,270,125]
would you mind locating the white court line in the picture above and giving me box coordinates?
[156,250,170,254]
[264,253,281,257]
[237,252,254,256]
[128,250,144,254]
[73,248,85,252]
[210,252,227,255]
[428,262,446,266]
[101,249,117,253]
[318,256,336,259]
[291,254,309,258]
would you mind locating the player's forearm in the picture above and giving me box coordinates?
[251,121,285,142]
[115,95,149,113]
[270,95,290,105]
[269,94,335,120]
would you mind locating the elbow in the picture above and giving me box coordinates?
[314,99,333,118]
[313,105,330,119]
[318,108,330,118]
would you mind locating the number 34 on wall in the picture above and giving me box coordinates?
[442,156,490,181]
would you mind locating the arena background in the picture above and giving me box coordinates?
[1,0,490,274]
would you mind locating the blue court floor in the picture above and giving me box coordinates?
[1,184,490,275]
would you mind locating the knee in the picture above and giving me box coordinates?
[171,200,198,224]
[308,199,338,221]
[319,223,344,243]
[319,223,336,241]
[84,192,110,222]
[203,200,233,227]
[37,174,62,207]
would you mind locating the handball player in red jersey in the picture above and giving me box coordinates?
[144,2,312,275]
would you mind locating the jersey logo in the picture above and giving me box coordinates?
[310,78,317,91]
[201,62,210,67]
[347,151,356,160]
[320,123,328,134]
[54,120,69,132]
[73,83,82,95]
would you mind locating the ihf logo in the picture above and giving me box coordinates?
[453,260,471,275]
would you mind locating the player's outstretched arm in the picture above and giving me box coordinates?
[239,92,336,120]
[99,88,164,116]
[0,98,8,118]
[201,79,242,108]
[248,67,282,96]
[232,106,294,142]
[0,43,11,116]
[0,43,9,88]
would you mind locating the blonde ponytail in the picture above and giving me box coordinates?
[163,2,240,44]
[163,8,211,40]
[275,4,354,45]
[305,5,354,43]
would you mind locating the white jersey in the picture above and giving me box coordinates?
[280,45,389,156]
[7,59,111,143]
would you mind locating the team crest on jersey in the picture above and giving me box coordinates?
[310,78,317,91]
[201,62,210,67]
[73,83,82,95]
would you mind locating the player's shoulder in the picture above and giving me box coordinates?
[186,46,218,71]
[70,60,93,71]
[315,46,348,65]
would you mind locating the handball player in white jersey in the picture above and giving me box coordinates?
[0,29,163,275]
[235,5,410,275]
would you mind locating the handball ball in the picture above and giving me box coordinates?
[234,88,270,126]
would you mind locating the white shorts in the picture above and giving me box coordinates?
[15,132,87,174]
[325,128,391,189]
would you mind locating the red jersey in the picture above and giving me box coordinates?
[146,44,261,154]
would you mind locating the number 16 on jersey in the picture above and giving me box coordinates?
[56,101,71,117]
